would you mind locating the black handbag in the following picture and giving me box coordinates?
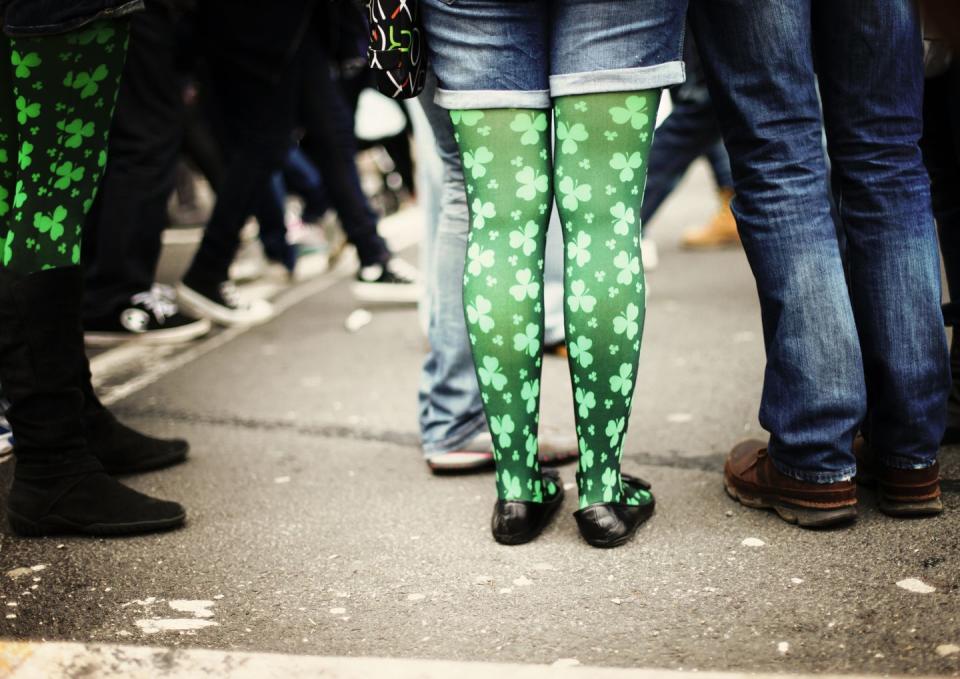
[367,0,427,99]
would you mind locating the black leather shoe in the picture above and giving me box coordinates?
[491,469,564,545]
[574,474,655,548]
[86,408,189,475]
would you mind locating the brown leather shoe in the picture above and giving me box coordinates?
[724,439,857,528]
[853,437,942,517]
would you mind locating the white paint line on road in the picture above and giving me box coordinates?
[0,642,939,679]
[91,206,423,407]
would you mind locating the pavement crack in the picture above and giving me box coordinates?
[116,407,733,473]
[114,407,421,449]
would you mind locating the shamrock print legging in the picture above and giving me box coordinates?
[453,91,660,508]
[0,21,128,275]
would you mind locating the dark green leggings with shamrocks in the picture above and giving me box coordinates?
[0,20,128,275]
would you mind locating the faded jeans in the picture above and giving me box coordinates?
[690,0,950,482]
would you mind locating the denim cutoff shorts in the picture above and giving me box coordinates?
[421,0,688,109]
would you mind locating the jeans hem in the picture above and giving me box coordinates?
[879,455,938,471]
[549,62,686,98]
[769,454,856,485]
[434,88,551,110]
[421,415,488,458]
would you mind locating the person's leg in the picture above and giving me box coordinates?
[82,1,185,320]
[813,1,949,500]
[417,72,488,463]
[640,96,727,226]
[283,147,329,223]
[298,33,420,302]
[0,20,185,536]
[546,0,686,544]
[690,0,861,525]
[298,34,389,268]
[453,106,556,504]
[80,2,210,345]
[704,140,734,191]
[178,1,311,325]
[552,91,660,512]
[922,63,960,443]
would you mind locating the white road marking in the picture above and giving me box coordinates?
[1,641,925,679]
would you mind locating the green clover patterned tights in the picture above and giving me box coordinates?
[453,91,660,509]
[0,21,128,275]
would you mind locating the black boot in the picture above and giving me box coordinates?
[490,468,564,545]
[573,474,655,548]
[79,358,189,475]
[0,267,185,536]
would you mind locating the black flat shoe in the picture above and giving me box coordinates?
[491,469,564,545]
[574,474,655,548]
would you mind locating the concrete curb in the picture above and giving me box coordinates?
[0,641,936,679]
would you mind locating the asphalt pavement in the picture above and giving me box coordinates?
[0,162,958,677]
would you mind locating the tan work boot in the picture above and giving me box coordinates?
[680,188,740,249]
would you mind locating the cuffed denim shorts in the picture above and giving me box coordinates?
[421,0,688,109]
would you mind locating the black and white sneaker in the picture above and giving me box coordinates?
[84,286,212,346]
[177,276,274,327]
[352,258,423,304]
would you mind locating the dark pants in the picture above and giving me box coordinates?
[183,0,313,285]
[256,147,331,258]
[920,61,960,430]
[922,63,960,322]
[82,0,185,319]
[641,37,732,228]
[298,32,389,267]
[690,0,949,480]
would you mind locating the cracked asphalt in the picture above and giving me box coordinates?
[0,163,958,675]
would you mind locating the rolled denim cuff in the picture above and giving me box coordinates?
[769,453,856,485]
[434,88,551,110]
[880,455,938,471]
[549,62,686,98]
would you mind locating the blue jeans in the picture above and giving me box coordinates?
[421,0,686,109]
[689,0,950,482]
[641,37,732,227]
[417,72,566,457]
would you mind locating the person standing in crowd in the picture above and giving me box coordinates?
[689,0,950,526]
[640,34,737,263]
[0,2,187,536]
[174,1,316,326]
[920,29,960,445]
[418,0,688,547]
[81,0,211,345]
[295,3,420,303]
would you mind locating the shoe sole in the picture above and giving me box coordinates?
[8,509,186,537]
[84,319,212,347]
[427,452,494,474]
[855,478,944,517]
[724,481,857,528]
[878,498,943,517]
[351,281,423,304]
[176,284,273,327]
